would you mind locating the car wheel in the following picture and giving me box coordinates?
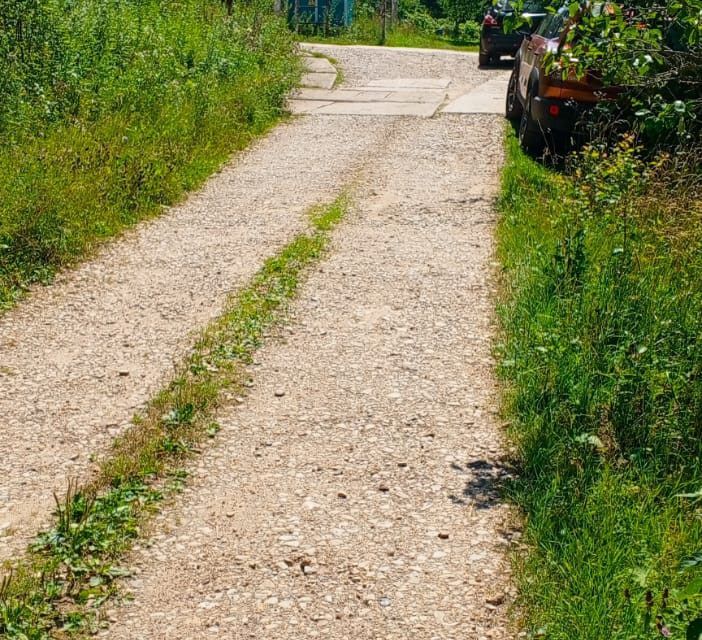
[479,51,490,67]
[505,67,522,121]
[518,96,544,156]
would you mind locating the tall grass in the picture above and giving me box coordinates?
[497,133,702,638]
[0,0,299,309]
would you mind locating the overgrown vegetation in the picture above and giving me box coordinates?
[498,131,702,638]
[0,0,298,310]
[0,196,348,638]
[509,0,702,149]
[300,0,483,48]
[499,1,702,635]
[566,1,700,149]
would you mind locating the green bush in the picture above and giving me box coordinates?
[458,19,480,41]
[508,0,702,150]
[498,133,702,638]
[437,0,483,29]
[301,0,480,46]
[0,0,298,309]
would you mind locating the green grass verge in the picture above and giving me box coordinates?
[304,33,479,50]
[497,132,702,638]
[0,0,299,312]
[0,195,349,639]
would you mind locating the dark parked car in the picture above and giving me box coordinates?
[505,2,620,154]
[479,1,546,66]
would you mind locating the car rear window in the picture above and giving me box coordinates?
[535,5,569,38]
[496,1,544,12]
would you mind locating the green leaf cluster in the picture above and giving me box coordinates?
[509,0,702,149]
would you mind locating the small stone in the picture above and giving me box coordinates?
[225,512,235,518]
[337,492,347,499]
[438,532,450,540]
[378,484,390,493]
[274,389,286,397]
[118,369,130,377]
[397,462,408,468]
[378,596,391,608]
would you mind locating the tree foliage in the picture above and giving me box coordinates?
[438,0,484,27]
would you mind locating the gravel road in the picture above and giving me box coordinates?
[1,45,514,636]
[102,49,514,638]
[0,113,392,561]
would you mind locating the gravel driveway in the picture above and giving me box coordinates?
[1,45,513,636]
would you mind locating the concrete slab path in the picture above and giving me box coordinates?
[300,55,338,90]
[443,77,511,114]
[294,46,509,117]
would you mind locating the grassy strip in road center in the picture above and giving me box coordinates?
[0,195,349,639]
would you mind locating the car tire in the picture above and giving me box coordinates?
[479,52,490,67]
[518,96,544,156]
[505,66,522,121]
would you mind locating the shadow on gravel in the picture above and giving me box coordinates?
[478,59,515,71]
[448,458,513,510]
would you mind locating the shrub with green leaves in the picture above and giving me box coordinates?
[0,0,298,309]
[509,0,701,150]
[438,0,483,31]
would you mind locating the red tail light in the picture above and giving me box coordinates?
[483,14,498,27]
